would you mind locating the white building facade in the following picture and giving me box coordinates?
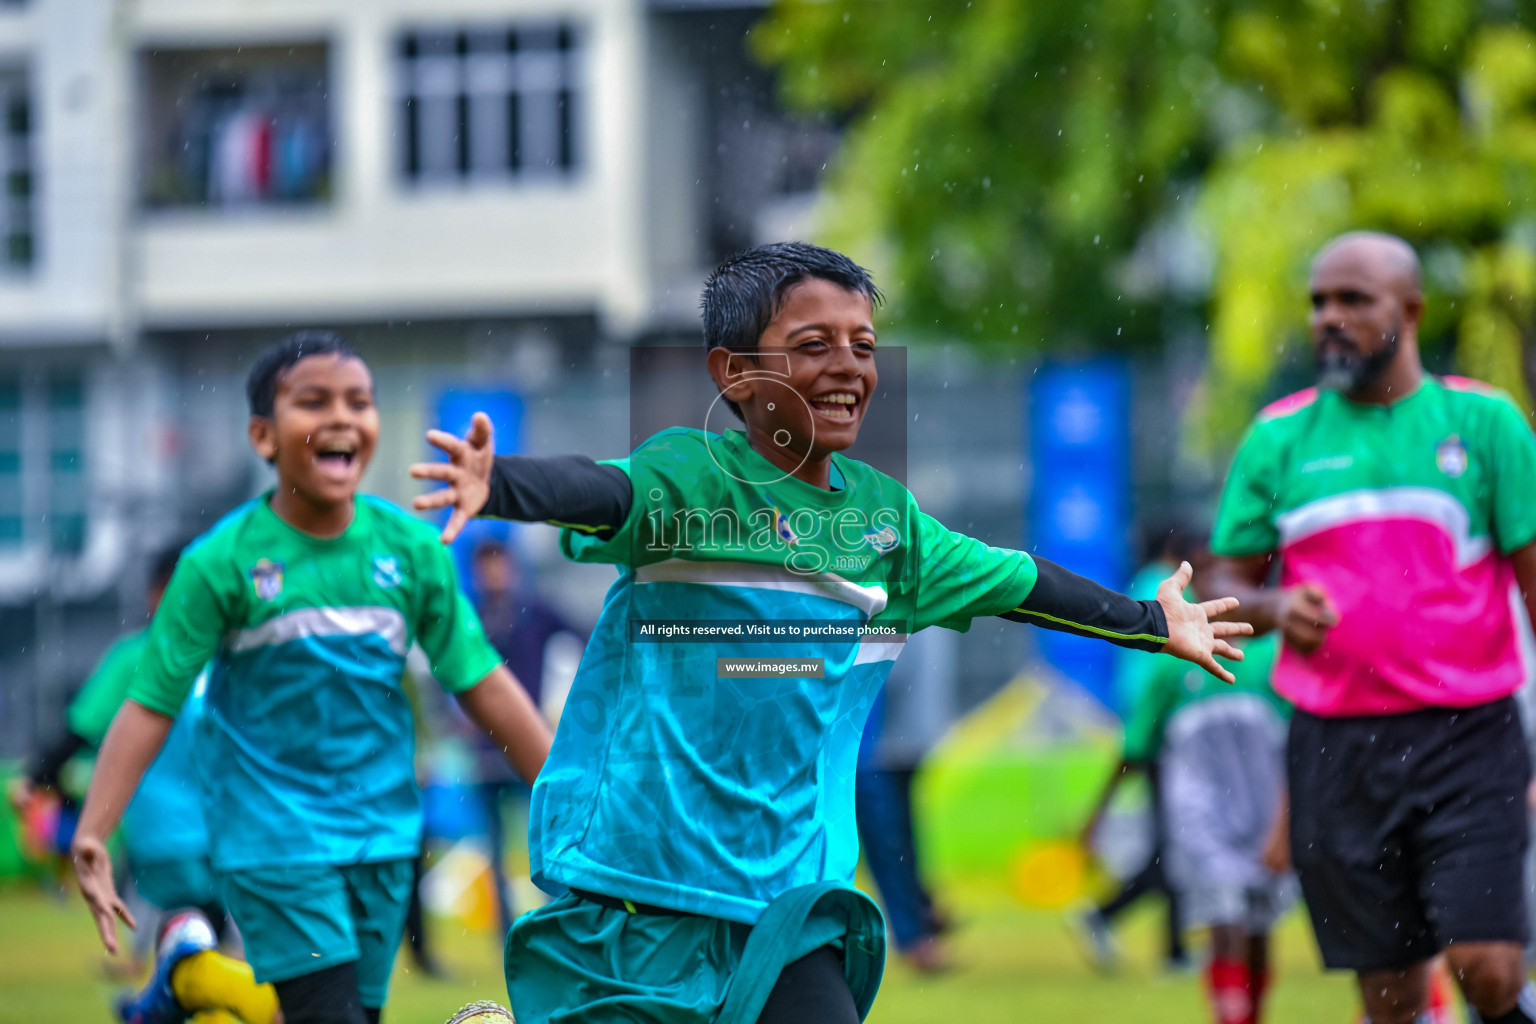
[0,0,846,750]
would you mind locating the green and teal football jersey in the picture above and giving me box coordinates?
[128,493,502,870]
[531,428,1039,923]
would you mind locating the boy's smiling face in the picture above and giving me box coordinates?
[711,277,878,469]
[249,353,379,512]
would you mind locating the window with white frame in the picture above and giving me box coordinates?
[397,24,582,185]
[0,368,87,553]
[0,68,33,269]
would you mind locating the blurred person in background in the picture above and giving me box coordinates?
[401,651,451,980]
[5,545,283,1022]
[854,628,958,974]
[1204,232,1536,1024]
[1125,611,1290,1024]
[469,540,585,941]
[10,546,231,946]
[69,334,552,1024]
[1072,523,1200,973]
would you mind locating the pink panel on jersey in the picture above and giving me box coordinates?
[1276,517,1524,716]
[1257,386,1319,422]
[1440,374,1500,396]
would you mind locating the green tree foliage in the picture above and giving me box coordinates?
[756,0,1536,437]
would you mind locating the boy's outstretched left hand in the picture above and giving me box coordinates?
[411,412,496,544]
[1157,560,1253,683]
[72,834,135,954]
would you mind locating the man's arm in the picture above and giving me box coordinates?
[1511,541,1536,634]
[410,412,631,544]
[454,665,554,786]
[1201,552,1338,654]
[71,700,174,954]
[1261,790,1291,874]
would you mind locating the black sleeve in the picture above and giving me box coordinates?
[484,454,633,534]
[999,557,1169,653]
[27,731,88,791]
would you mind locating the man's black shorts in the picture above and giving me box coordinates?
[1288,696,1531,972]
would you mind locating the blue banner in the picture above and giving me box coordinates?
[1027,359,1131,709]
[431,387,524,591]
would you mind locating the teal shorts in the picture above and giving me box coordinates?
[131,855,220,912]
[217,858,414,1008]
[504,883,886,1024]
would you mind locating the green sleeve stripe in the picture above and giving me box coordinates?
[549,519,614,535]
[1008,606,1168,646]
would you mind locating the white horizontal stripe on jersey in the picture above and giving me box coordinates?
[226,606,408,657]
[1275,486,1492,568]
[634,559,890,617]
[852,640,906,667]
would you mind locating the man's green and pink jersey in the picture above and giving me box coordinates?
[1211,376,1536,717]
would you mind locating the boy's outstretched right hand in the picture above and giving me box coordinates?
[1156,560,1253,684]
[412,411,496,544]
[72,834,135,954]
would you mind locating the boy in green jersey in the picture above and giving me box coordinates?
[71,331,554,1024]
[14,546,223,928]
[1124,631,1290,1024]
[413,242,1253,1023]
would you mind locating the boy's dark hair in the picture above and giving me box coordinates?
[149,543,184,590]
[1139,519,1207,567]
[473,540,508,561]
[701,242,881,418]
[701,242,881,352]
[246,330,361,418]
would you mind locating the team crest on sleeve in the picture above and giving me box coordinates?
[1436,435,1468,478]
[372,555,404,590]
[250,559,284,602]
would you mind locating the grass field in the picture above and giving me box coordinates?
[0,880,1365,1024]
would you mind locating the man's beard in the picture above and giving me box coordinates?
[1316,321,1400,394]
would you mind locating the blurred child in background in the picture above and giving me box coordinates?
[10,547,228,944]
[1127,623,1290,1024]
[468,540,584,941]
[70,331,551,1024]
[1072,523,1200,973]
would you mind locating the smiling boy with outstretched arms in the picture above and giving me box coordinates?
[71,331,552,1024]
[413,243,1250,1023]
